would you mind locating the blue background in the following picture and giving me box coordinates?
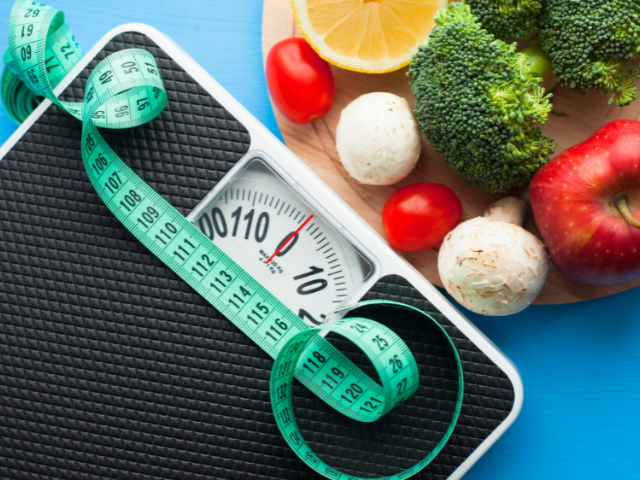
[0,1,638,478]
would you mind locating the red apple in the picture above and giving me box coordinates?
[530,120,640,285]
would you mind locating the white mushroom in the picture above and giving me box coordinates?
[438,197,550,316]
[335,92,421,185]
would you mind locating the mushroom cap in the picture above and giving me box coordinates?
[438,217,550,316]
[336,92,421,185]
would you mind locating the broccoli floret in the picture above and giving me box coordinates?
[465,0,541,42]
[539,0,640,106]
[408,3,555,193]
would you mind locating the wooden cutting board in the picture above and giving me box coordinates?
[262,0,640,304]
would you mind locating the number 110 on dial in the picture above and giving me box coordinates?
[187,153,377,327]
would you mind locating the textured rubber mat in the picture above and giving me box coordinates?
[0,32,514,479]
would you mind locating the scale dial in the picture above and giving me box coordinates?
[188,153,376,327]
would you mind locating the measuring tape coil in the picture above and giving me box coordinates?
[272,300,464,479]
[1,2,464,478]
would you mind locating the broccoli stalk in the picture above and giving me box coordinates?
[520,41,556,93]
[539,0,640,106]
[408,3,555,193]
[464,0,541,43]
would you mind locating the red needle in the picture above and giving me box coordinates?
[266,215,314,264]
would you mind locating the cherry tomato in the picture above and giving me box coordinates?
[266,38,335,124]
[382,183,463,252]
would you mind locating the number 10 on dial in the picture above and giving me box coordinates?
[187,152,378,327]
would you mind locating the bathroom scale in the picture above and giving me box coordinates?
[0,23,522,480]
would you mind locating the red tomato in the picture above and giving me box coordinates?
[266,38,335,124]
[382,183,463,252]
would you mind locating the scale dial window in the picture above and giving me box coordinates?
[188,152,378,327]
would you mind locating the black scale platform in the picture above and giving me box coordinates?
[0,32,515,479]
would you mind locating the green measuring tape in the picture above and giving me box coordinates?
[1,2,81,123]
[1,1,464,478]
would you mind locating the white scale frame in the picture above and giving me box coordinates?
[0,24,524,480]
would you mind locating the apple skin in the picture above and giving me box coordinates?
[530,120,640,286]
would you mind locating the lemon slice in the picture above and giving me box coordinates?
[292,0,448,73]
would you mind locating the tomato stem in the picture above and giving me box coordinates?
[616,197,640,228]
